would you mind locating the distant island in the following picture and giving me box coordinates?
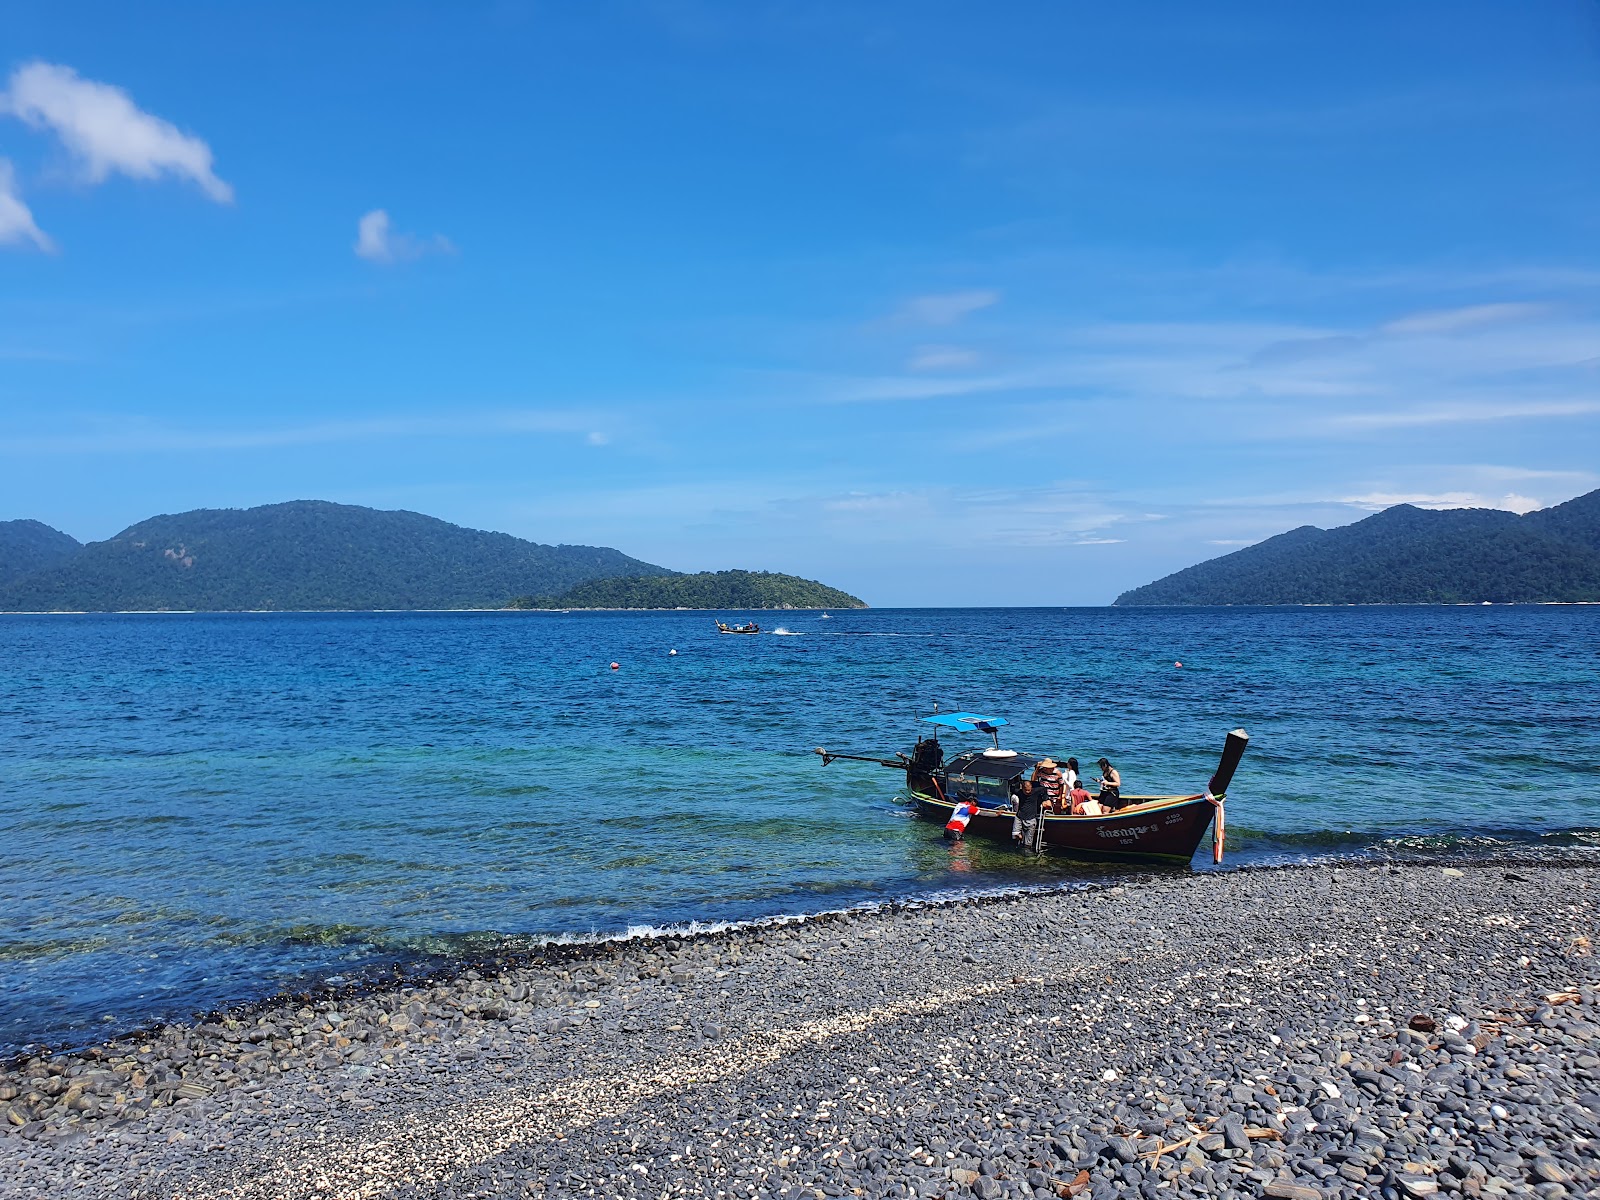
[509,569,866,611]
[0,502,865,612]
[1116,487,1600,605]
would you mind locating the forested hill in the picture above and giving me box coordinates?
[1115,488,1600,605]
[0,520,82,587]
[510,570,867,610]
[0,501,672,611]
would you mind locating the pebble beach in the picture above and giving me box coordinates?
[2,862,1596,1200]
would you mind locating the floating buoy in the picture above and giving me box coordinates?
[668,649,677,656]
[609,662,619,671]
[1175,661,1182,668]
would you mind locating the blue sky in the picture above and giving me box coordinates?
[2,2,1597,605]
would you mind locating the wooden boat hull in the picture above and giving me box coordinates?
[912,790,1217,864]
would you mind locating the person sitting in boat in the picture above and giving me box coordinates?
[1010,779,1044,851]
[1032,759,1066,813]
[1095,758,1122,809]
[1069,779,1100,816]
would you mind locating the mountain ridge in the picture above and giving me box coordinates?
[0,519,83,587]
[1115,488,1600,605]
[0,501,676,612]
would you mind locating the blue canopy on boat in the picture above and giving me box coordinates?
[921,712,1008,733]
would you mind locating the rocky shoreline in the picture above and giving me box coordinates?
[2,863,1596,1199]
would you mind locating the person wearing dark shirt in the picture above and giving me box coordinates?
[1096,758,1122,809]
[1011,778,1044,853]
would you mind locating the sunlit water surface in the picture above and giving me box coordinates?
[1,606,1595,1053]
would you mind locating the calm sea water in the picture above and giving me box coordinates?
[2,606,1596,1054]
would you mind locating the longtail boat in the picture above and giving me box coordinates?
[715,621,761,635]
[815,712,1248,865]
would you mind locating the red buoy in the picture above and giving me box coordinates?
[609,662,619,671]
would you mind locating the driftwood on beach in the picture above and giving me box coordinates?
[2,863,1596,1199]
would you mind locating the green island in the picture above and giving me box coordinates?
[1116,487,1600,605]
[509,569,866,610]
[0,501,675,612]
[0,502,868,613]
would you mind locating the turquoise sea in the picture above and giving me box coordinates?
[2,606,1597,1055]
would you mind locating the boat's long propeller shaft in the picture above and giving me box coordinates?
[814,748,909,770]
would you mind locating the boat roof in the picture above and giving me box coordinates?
[944,748,1043,780]
[921,712,1008,733]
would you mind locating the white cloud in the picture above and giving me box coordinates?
[1340,490,1543,514]
[908,344,980,371]
[1465,464,1600,485]
[2,62,232,202]
[1328,400,1600,431]
[897,289,999,326]
[0,159,53,251]
[1380,302,1549,337]
[585,431,610,446]
[354,209,454,264]
[1,410,604,455]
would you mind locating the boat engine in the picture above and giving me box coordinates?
[907,737,944,794]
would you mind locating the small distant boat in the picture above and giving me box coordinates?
[815,711,1248,865]
[715,621,761,635]
[820,613,831,619]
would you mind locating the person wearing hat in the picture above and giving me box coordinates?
[1032,759,1066,814]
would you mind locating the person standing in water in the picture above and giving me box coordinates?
[1011,778,1044,852]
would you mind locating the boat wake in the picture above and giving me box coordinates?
[770,628,803,636]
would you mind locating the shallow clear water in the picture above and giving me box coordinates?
[1,606,1596,1054]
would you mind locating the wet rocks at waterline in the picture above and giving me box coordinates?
[2,864,1596,1199]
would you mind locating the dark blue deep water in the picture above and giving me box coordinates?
[2,606,1597,1054]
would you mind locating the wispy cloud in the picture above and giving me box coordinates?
[1,410,607,455]
[1379,302,1550,337]
[2,62,232,202]
[354,209,454,264]
[895,289,999,326]
[1464,464,1600,486]
[907,344,980,371]
[0,159,53,252]
[837,300,1600,446]
[1327,400,1600,431]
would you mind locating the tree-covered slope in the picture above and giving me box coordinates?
[1115,491,1600,605]
[0,501,671,611]
[0,520,82,587]
[1523,487,1600,554]
[510,569,866,610]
